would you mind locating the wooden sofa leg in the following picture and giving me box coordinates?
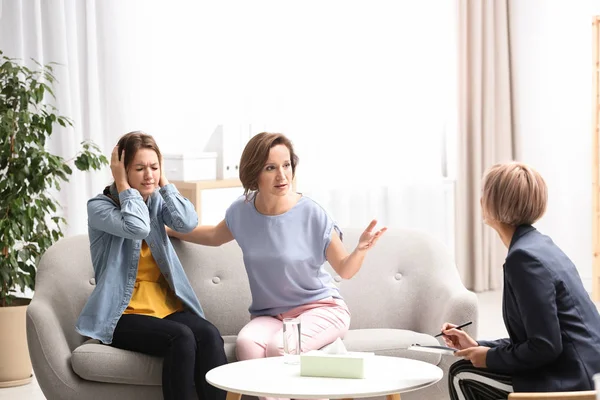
[386,394,401,400]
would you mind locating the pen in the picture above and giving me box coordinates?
[434,321,472,338]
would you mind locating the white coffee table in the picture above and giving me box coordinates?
[206,356,443,400]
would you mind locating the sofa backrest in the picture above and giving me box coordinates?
[332,229,463,330]
[34,228,462,350]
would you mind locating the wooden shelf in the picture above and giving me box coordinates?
[171,177,299,225]
[172,178,243,191]
[171,179,243,225]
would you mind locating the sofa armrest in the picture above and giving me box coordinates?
[26,300,81,398]
[415,277,478,340]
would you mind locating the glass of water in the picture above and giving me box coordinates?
[283,317,301,364]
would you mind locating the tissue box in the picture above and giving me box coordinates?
[162,152,218,181]
[300,351,374,379]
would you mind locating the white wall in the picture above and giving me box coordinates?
[509,0,600,289]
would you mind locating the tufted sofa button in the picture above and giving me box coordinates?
[394,273,403,281]
[212,277,221,284]
[333,276,342,283]
[89,278,96,286]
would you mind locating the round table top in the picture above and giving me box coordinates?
[206,356,443,399]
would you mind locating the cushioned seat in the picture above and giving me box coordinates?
[71,329,442,386]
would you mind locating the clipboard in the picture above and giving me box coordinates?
[407,344,458,356]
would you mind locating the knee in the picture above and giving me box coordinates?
[265,335,283,358]
[171,324,197,352]
[196,321,224,348]
[449,359,471,378]
[235,334,266,361]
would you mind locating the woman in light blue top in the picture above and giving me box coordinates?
[169,132,387,377]
[76,131,226,400]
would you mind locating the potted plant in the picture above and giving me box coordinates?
[0,50,108,387]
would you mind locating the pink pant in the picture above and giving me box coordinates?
[235,297,351,400]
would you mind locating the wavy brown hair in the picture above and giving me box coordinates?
[239,132,299,200]
[116,131,162,171]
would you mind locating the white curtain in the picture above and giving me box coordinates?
[1,1,458,249]
[454,0,514,292]
[0,0,132,235]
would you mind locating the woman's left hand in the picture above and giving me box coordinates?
[356,220,387,251]
[159,154,169,187]
[455,346,490,368]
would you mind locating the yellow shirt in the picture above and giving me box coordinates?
[124,241,183,318]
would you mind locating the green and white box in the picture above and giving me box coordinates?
[300,351,375,379]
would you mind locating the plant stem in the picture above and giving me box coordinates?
[1,282,6,307]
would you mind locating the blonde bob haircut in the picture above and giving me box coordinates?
[481,161,548,226]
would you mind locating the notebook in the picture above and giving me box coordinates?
[407,344,458,356]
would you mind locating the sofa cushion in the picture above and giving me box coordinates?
[72,329,442,385]
[71,340,161,385]
[71,336,238,385]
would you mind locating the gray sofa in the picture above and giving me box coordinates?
[27,229,477,400]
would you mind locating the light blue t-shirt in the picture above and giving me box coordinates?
[225,194,343,316]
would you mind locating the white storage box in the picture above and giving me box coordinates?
[162,152,218,181]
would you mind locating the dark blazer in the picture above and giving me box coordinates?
[478,225,600,392]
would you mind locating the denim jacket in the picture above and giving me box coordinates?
[75,183,202,344]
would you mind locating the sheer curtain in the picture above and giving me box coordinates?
[1,0,458,249]
[0,0,144,235]
[454,0,514,291]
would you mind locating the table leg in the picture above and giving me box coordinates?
[341,396,401,400]
[226,392,242,400]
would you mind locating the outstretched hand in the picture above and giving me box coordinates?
[356,220,387,251]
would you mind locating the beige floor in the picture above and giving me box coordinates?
[0,290,538,400]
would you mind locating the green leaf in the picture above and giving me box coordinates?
[0,52,109,303]
[74,156,88,170]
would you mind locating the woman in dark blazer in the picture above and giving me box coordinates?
[443,162,600,399]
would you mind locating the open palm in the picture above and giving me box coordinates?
[357,220,387,251]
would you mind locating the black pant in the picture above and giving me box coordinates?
[449,359,513,400]
[111,310,227,400]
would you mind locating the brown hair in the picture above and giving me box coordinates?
[104,131,162,203]
[481,161,548,226]
[116,131,162,171]
[239,132,299,199]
